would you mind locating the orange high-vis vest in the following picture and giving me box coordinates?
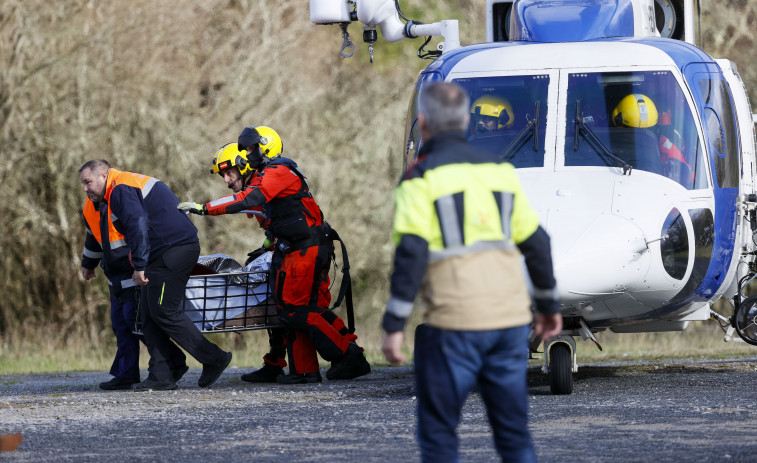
[103,169,159,202]
[83,199,127,251]
[101,168,159,234]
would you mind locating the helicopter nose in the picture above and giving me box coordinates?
[549,214,650,305]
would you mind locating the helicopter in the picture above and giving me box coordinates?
[309,0,757,394]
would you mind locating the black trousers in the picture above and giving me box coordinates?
[140,242,226,382]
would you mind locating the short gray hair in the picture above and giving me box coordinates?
[418,82,470,135]
[79,159,111,175]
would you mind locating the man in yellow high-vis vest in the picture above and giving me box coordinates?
[381,82,562,462]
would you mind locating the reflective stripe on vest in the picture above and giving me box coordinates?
[103,169,159,203]
[102,168,159,229]
[83,199,126,248]
[392,161,538,255]
[108,278,137,289]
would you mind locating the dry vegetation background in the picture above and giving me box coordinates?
[0,0,755,366]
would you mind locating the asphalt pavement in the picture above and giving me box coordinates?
[1,357,756,462]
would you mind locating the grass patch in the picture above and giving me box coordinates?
[527,321,757,366]
[2,321,755,375]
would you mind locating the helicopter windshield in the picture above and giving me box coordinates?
[455,75,550,168]
[566,71,707,190]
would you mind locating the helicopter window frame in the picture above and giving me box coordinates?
[451,72,553,168]
[561,68,710,190]
[696,76,740,189]
[403,72,443,171]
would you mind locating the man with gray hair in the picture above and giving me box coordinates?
[381,82,562,462]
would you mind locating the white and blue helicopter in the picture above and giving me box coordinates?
[309,0,757,394]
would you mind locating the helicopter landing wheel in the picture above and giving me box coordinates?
[734,296,757,346]
[549,342,573,395]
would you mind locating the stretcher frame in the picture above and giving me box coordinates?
[180,269,282,333]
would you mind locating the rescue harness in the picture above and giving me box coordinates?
[266,158,356,333]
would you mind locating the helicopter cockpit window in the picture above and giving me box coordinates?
[454,75,549,168]
[698,78,739,189]
[565,71,708,190]
[403,72,444,170]
[403,86,421,171]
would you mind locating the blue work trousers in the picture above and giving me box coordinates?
[414,323,536,463]
[108,293,140,381]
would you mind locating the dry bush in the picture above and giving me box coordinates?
[700,0,757,106]
[0,0,474,351]
[0,0,753,355]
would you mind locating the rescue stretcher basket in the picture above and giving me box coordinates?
[180,269,282,333]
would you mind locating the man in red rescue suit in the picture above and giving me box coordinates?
[178,126,371,384]
[198,142,288,383]
[81,197,188,390]
[79,160,232,390]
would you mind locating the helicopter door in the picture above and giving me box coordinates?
[715,59,757,197]
[684,63,741,297]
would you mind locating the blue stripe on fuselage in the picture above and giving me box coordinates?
[696,187,738,298]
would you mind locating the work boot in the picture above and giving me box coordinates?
[241,364,284,383]
[198,351,232,388]
[99,376,139,391]
[326,343,371,380]
[132,376,178,391]
[276,371,322,384]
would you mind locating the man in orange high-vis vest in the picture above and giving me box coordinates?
[79,159,232,390]
[81,198,188,390]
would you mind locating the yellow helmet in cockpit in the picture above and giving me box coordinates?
[470,95,514,132]
[612,94,659,128]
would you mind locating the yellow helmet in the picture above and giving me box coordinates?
[209,143,252,176]
[612,94,658,128]
[237,126,283,169]
[470,95,514,129]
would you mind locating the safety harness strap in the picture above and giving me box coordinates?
[274,224,355,334]
[328,228,355,334]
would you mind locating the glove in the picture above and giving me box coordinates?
[177,201,207,215]
[245,238,273,265]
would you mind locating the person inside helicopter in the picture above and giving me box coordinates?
[469,94,515,135]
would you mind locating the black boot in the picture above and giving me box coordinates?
[198,351,232,388]
[99,376,139,391]
[132,375,177,391]
[326,343,371,380]
[276,371,322,384]
[241,364,284,383]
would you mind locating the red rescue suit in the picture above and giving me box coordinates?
[659,135,694,185]
[659,135,688,167]
[206,157,356,374]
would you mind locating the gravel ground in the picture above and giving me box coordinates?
[1,357,756,462]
